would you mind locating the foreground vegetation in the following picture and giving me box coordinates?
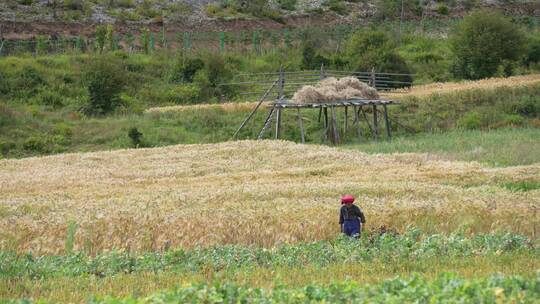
[87,273,540,303]
[2,231,539,302]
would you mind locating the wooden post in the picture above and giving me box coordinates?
[320,64,326,80]
[343,106,348,139]
[360,106,374,135]
[331,106,339,145]
[383,104,392,139]
[370,67,376,89]
[318,107,322,123]
[275,107,282,139]
[353,105,362,140]
[372,104,379,139]
[297,108,305,144]
[323,107,329,143]
[278,65,285,100]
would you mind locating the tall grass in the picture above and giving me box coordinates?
[346,128,540,166]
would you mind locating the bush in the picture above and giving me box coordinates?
[17,0,33,5]
[82,56,125,116]
[301,42,330,70]
[324,0,348,15]
[128,127,143,147]
[278,0,297,10]
[458,112,482,130]
[436,4,449,15]
[22,137,49,153]
[524,36,540,67]
[511,95,540,118]
[169,56,205,83]
[32,89,65,108]
[63,0,83,10]
[450,10,527,79]
[0,141,16,156]
[346,30,412,87]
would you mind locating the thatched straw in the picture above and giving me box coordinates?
[292,76,380,103]
[292,86,325,104]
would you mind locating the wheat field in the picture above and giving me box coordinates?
[1,140,539,255]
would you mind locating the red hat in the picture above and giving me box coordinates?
[341,195,355,204]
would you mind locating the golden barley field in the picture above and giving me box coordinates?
[1,140,539,255]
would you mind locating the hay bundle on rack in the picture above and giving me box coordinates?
[292,76,380,103]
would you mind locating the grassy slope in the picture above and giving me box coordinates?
[346,128,540,166]
[2,77,539,160]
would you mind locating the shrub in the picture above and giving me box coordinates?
[33,89,65,108]
[63,0,83,10]
[128,127,143,147]
[524,36,540,67]
[82,56,125,116]
[301,41,330,70]
[346,30,412,87]
[450,10,527,79]
[325,0,348,15]
[436,4,449,15]
[169,56,205,83]
[511,95,540,118]
[22,137,49,153]
[457,112,482,130]
[0,141,16,156]
[278,0,296,10]
[17,0,33,5]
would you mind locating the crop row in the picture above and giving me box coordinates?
[75,272,540,303]
[2,230,535,279]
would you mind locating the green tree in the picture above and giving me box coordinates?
[82,56,125,116]
[450,10,527,79]
[346,30,412,87]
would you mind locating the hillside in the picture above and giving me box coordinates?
[0,0,538,38]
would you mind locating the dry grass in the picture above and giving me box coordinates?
[385,74,540,98]
[1,141,538,255]
[145,75,540,114]
[144,102,259,114]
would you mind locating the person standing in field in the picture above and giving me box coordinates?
[339,195,366,238]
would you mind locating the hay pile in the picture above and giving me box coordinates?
[292,77,379,103]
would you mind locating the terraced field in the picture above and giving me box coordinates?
[1,140,539,302]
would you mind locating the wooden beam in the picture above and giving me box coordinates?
[258,108,275,140]
[360,107,374,136]
[331,106,339,145]
[275,108,282,139]
[232,80,278,139]
[353,105,362,140]
[323,107,329,143]
[383,104,392,139]
[296,108,305,144]
[372,104,379,139]
[344,106,348,139]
